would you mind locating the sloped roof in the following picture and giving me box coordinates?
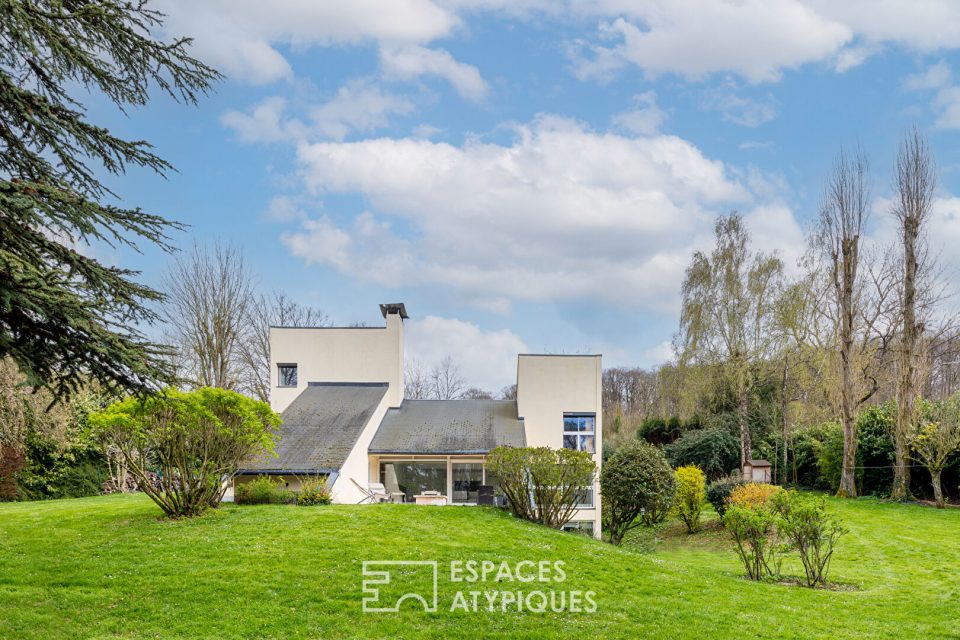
[241,383,387,473]
[369,400,526,454]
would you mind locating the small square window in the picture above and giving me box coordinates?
[277,364,297,387]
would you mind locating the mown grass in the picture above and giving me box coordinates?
[0,494,957,639]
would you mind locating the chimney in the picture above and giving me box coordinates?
[380,303,407,406]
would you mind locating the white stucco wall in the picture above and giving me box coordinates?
[516,354,603,538]
[269,313,404,413]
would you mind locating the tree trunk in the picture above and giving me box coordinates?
[931,469,944,508]
[738,387,751,469]
[781,358,789,485]
[838,237,858,498]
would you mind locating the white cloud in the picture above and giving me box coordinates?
[380,44,489,102]
[405,316,528,392]
[642,340,675,364]
[221,97,300,143]
[571,2,851,83]
[743,203,807,274]
[157,0,459,84]
[902,62,960,130]
[611,91,666,135]
[701,83,778,127]
[221,79,414,142]
[567,0,960,83]
[282,115,751,313]
[904,61,952,91]
[310,79,415,139]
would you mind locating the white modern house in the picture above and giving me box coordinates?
[236,303,602,537]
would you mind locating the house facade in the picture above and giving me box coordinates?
[236,303,602,538]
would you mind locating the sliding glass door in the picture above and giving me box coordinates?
[451,463,483,504]
[380,461,447,502]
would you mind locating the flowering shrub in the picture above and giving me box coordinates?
[297,476,332,506]
[674,465,706,533]
[706,476,746,518]
[728,482,783,510]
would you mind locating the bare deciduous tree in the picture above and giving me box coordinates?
[404,357,467,400]
[430,356,466,400]
[164,243,254,391]
[890,128,937,500]
[239,293,329,402]
[813,148,876,498]
[404,360,430,400]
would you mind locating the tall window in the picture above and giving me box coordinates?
[277,363,297,387]
[563,413,595,453]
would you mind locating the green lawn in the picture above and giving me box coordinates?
[0,494,957,639]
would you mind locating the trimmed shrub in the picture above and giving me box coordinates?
[235,476,295,505]
[297,476,332,506]
[90,387,281,517]
[706,476,745,518]
[723,504,783,580]
[488,446,596,530]
[729,482,783,510]
[600,441,676,545]
[773,491,846,587]
[675,465,706,533]
[663,426,740,480]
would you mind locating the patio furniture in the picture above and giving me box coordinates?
[414,491,448,506]
[351,479,392,504]
[477,485,494,505]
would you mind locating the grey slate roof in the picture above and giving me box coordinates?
[369,400,525,454]
[241,383,387,473]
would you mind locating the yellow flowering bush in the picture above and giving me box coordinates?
[728,482,783,510]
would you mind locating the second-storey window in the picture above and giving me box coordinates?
[277,363,298,387]
[563,413,595,453]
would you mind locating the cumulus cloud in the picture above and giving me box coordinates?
[280,116,753,313]
[570,1,851,83]
[611,91,666,135]
[156,0,459,84]
[568,0,960,83]
[380,44,489,102]
[405,316,529,392]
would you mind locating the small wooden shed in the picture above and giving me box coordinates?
[743,459,772,483]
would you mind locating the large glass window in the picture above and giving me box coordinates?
[452,463,483,504]
[380,462,447,502]
[277,363,297,387]
[563,414,595,453]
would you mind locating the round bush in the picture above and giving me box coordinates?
[663,426,740,480]
[706,476,746,518]
[601,441,677,545]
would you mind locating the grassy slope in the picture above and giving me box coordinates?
[0,495,957,639]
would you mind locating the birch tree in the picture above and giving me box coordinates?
[676,213,784,467]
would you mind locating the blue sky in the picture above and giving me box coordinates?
[94,1,960,392]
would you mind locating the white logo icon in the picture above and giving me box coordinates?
[362,560,438,613]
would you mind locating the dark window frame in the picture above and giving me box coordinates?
[277,363,298,388]
[562,413,596,453]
